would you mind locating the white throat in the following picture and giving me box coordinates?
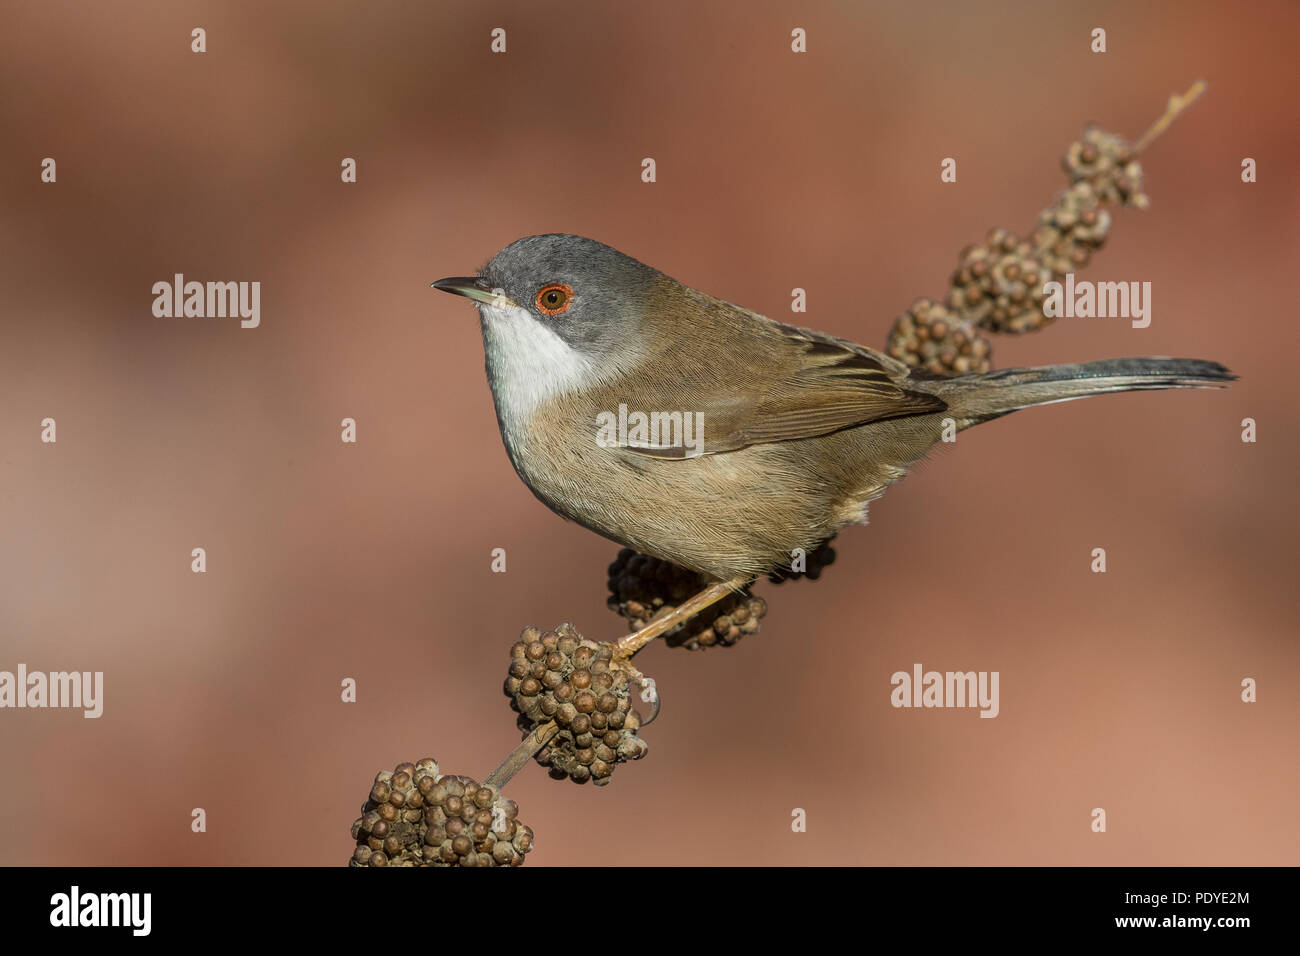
[478,302,595,422]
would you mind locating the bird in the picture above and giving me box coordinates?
[434,234,1233,586]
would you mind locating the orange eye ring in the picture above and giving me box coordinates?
[536,283,573,315]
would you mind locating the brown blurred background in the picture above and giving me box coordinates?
[1,0,1297,866]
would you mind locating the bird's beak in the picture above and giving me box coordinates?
[431,276,515,307]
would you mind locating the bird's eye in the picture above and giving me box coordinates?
[536,283,573,315]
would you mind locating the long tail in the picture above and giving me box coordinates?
[928,357,1235,427]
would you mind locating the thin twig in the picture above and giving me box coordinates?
[1135,80,1207,153]
[613,575,752,659]
[485,720,559,790]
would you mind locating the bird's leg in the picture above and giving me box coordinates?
[613,574,752,659]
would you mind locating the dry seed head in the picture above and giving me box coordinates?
[887,299,993,376]
[349,757,534,867]
[504,623,650,783]
[1062,126,1147,208]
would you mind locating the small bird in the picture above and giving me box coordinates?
[434,234,1233,585]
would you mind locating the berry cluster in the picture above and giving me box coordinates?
[505,624,649,784]
[887,125,1146,374]
[886,298,994,375]
[607,549,767,649]
[949,228,1056,335]
[1061,126,1147,208]
[350,758,533,867]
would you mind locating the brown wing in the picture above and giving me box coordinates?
[623,322,946,459]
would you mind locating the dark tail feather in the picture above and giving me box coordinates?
[931,357,1235,426]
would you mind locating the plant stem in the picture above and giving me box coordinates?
[613,575,752,659]
[486,720,559,790]
[1135,80,1207,153]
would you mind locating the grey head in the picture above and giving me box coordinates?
[433,234,664,364]
[434,234,682,424]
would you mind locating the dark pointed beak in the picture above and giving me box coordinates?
[431,276,514,307]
